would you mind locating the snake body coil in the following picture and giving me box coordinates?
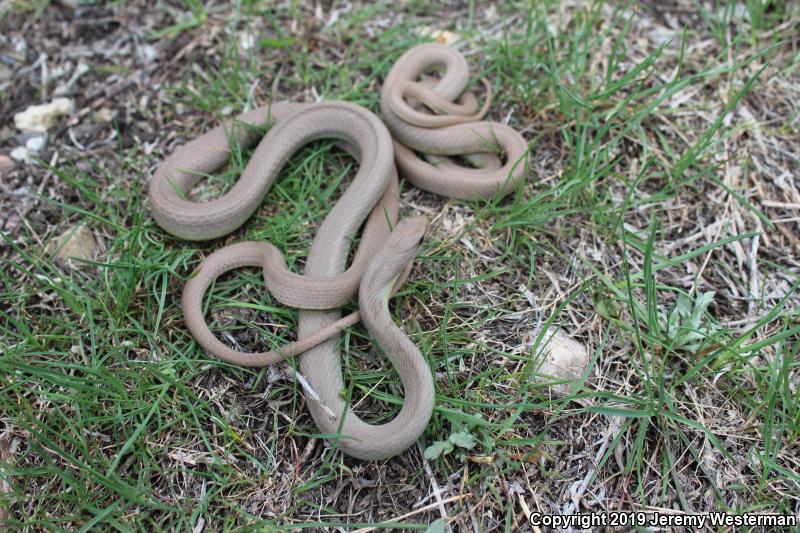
[148,44,528,460]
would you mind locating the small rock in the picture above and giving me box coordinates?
[48,225,98,266]
[13,38,27,56]
[416,26,460,45]
[239,31,257,52]
[92,107,116,123]
[9,146,30,163]
[0,155,14,177]
[14,97,74,132]
[137,44,158,64]
[25,133,47,152]
[525,327,591,396]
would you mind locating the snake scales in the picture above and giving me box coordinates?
[149,43,528,460]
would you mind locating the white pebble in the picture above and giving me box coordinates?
[26,134,47,152]
[138,45,159,64]
[10,146,30,163]
[239,31,256,51]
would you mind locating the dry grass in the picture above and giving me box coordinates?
[1,0,798,531]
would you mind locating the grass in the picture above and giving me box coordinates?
[1,0,799,530]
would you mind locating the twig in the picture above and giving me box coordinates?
[418,442,452,532]
[350,494,469,533]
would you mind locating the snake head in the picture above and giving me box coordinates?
[364,215,428,302]
[386,215,428,262]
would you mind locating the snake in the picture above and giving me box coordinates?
[383,43,529,199]
[148,43,528,460]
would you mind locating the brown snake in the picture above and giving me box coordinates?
[148,43,528,459]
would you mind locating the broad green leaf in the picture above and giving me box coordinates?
[424,440,454,460]
[449,431,478,450]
